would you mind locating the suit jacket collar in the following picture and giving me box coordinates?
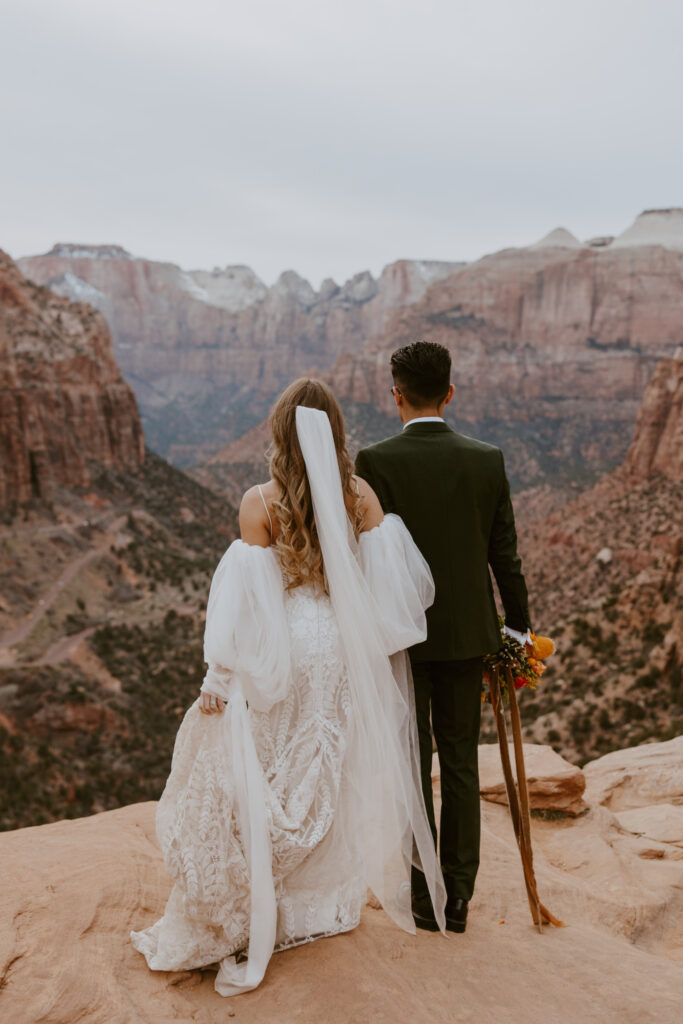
[401,420,454,435]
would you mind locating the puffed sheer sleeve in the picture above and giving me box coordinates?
[357,513,435,655]
[190,539,289,993]
[200,540,291,712]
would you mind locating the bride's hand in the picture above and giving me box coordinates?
[200,691,225,714]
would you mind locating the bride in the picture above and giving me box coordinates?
[131,378,447,996]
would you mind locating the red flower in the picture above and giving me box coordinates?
[514,676,527,689]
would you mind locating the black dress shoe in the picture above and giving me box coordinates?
[446,898,468,933]
[411,895,440,932]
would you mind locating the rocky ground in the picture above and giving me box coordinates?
[1,736,681,1024]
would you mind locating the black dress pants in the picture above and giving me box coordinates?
[410,656,483,903]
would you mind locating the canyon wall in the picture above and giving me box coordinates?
[0,249,143,510]
[199,209,683,492]
[18,245,462,465]
[329,215,683,486]
[17,209,683,487]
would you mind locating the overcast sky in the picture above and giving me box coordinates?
[1,0,682,287]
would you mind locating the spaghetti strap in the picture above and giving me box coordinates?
[257,484,274,535]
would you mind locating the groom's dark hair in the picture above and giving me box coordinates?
[390,341,451,408]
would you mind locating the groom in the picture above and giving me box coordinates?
[355,341,532,934]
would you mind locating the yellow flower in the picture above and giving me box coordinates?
[530,633,555,659]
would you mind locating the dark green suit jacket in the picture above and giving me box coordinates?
[355,421,531,662]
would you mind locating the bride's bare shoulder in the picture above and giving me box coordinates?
[351,475,383,532]
[239,482,277,547]
[240,480,279,508]
[259,479,281,500]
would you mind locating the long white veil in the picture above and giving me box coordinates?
[210,405,446,997]
[295,405,447,933]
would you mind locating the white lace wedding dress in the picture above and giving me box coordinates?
[131,408,446,996]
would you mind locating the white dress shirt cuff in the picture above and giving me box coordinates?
[503,625,532,647]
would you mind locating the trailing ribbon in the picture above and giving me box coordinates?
[214,686,278,995]
[488,664,565,931]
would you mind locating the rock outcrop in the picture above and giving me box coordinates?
[0,249,143,510]
[625,352,683,481]
[477,743,587,816]
[583,735,683,811]
[18,245,463,465]
[1,736,682,1023]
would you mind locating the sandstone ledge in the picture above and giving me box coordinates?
[2,737,683,1023]
[583,735,683,810]
[477,742,587,816]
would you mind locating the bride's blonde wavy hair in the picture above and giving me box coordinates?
[269,378,363,592]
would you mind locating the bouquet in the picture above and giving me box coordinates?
[480,619,564,931]
[482,620,555,703]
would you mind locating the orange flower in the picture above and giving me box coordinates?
[530,633,555,659]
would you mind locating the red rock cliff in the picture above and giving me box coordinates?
[625,352,683,481]
[0,249,144,509]
[328,237,683,483]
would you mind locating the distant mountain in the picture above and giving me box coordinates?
[19,209,683,484]
[18,245,464,466]
[197,209,683,497]
[327,209,683,488]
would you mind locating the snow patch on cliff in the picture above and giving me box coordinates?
[410,259,466,282]
[177,271,209,303]
[186,266,268,311]
[272,270,317,308]
[339,270,378,304]
[48,272,107,310]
